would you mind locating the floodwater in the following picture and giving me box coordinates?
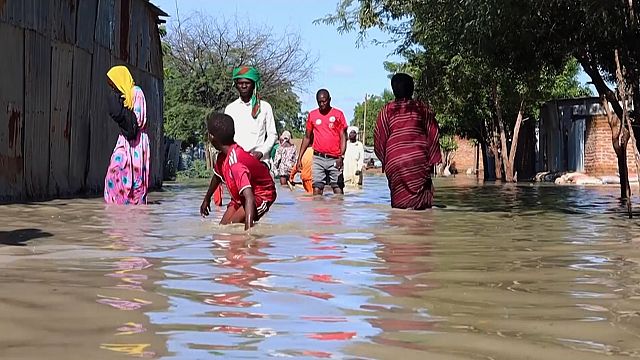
[1,175,640,360]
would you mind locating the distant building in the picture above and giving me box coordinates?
[0,0,167,201]
[538,97,636,177]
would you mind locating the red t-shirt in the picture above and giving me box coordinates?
[214,144,277,208]
[306,107,347,157]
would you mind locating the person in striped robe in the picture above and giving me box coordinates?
[374,73,442,209]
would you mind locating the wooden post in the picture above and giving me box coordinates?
[362,94,368,145]
[475,141,480,180]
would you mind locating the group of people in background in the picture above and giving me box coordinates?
[103,64,441,230]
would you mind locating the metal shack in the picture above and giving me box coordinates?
[0,0,166,202]
[538,97,636,176]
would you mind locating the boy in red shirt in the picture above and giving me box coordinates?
[297,89,347,195]
[200,113,277,230]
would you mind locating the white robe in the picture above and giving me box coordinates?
[344,141,365,186]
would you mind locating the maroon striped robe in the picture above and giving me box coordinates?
[374,99,442,209]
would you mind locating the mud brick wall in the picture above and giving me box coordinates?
[584,114,636,176]
[451,136,482,175]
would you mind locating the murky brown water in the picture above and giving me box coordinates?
[1,175,640,359]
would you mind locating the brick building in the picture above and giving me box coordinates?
[450,136,482,175]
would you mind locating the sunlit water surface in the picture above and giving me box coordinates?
[1,175,640,359]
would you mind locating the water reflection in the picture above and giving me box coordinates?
[1,176,640,359]
[98,206,168,358]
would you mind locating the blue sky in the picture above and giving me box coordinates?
[151,0,402,121]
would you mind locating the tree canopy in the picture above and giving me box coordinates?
[319,0,598,182]
[163,14,317,147]
[351,89,394,146]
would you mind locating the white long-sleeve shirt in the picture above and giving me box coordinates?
[224,98,278,157]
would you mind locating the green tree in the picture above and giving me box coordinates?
[351,90,394,146]
[320,0,638,199]
[319,1,595,182]
[163,14,317,148]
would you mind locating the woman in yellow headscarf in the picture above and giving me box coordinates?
[104,65,150,205]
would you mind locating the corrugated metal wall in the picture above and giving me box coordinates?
[0,0,165,202]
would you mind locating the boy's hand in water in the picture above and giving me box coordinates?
[200,198,211,217]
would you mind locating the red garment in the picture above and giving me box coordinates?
[214,144,277,208]
[213,186,223,206]
[374,99,442,209]
[306,108,347,157]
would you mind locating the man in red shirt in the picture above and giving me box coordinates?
[297,89,348,195]
[200,113,277,230]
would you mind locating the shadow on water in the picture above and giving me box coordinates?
[0,228,53,246]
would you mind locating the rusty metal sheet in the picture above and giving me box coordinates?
[137,72,163,188]
[113,0,124,60]
[0,22,25,201]
[49,42,74,196]
[50,0,77,44]
[127,0,142,68]
[128,2,150,72]
[24,30,52,199]
[148,15,162,77]
[151,77,164,188]
[0,0,25,27]
[86,44,118,193]
[75,0,97,52]
[94,0,114,50]
[68,47,92,193]
[23,0,50,35]
[138,10,150,73]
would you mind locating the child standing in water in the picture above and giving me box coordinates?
[200,113,277,230]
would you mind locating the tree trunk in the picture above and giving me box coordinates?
[475,141,480,180]
[615,139,632,217]
[490,143,502,180]
[205,145,211,169]
[602,96,632,211]
[506,103,525,183]
[492,83,509,181]
[205,143,217,169]
[614,49,640,193]
[580,54,634,216]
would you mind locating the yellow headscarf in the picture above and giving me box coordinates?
[107,65,135,109]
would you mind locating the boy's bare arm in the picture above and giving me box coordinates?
[240,187,257,231]
[201,175,221,217]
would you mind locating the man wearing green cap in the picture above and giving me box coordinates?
[224,66,278,161]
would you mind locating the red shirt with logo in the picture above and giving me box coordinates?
[214,144,277,208]
[306,107,347,157]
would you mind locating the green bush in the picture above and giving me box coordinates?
[176,159,212,180]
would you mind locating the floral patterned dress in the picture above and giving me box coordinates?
[273,144,297,177]
[104,86,150,205]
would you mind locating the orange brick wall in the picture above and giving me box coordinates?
[451,136,482,174]
[585,114,636,176]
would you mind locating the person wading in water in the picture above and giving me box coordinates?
[297,89,347,195]
[209,66,278,206]
[374,73,442,209]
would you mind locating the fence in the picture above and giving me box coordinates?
[0,0,166,201]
